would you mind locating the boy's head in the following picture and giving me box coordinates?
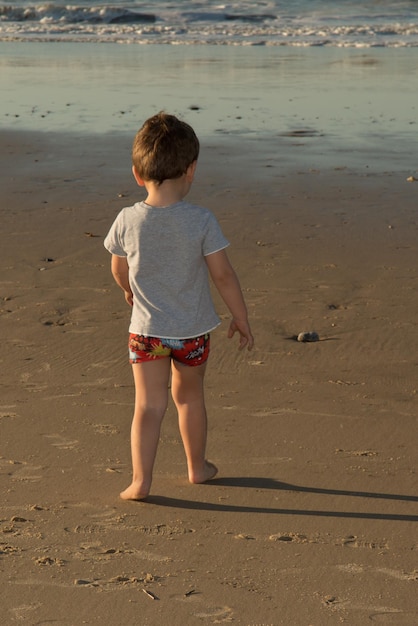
[132,112,200,185]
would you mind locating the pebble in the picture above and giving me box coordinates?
[297,331,319,342]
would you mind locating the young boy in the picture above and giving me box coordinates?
[104,112,254,501]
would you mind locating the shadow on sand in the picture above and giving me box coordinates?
[144,477,418,522]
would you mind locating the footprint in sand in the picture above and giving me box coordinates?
[134,523,195,537]
[63,504,126,536]
[340,535,388,550]
[92,423,119,435]
[374,567,418,581]
[269,532,310,543]
[9,603,42,620]
[43,434,79,450]
[0,409,18,419]
[19,373,48,393]
[6,460,44,483]
[194,606,234,621]
[337,564,418,581]
[39,309,70,327]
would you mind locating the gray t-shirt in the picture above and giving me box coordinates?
[104,200,229,338]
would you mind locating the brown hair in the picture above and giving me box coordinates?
[132,112,200,184]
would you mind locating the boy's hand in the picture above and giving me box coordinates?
[124,290,134,307]
[228,319,254,351]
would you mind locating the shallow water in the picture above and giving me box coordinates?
[1,42,417,174]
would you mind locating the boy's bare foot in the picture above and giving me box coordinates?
[189,460,218,484]
[120,483,149,501]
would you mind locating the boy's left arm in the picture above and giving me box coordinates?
[205,249,254,351]
[111,254,133,306]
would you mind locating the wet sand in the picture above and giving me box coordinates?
[1,42,418,625]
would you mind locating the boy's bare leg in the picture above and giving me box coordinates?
[120,359,171,501]
[171,361,218,484]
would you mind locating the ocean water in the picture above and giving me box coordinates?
[1,0,418,47]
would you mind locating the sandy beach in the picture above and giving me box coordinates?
[1,42,418,625]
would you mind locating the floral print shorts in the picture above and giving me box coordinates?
[128,333,210,366]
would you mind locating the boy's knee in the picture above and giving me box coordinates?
[136,403,167,421]
[172,385,204,407]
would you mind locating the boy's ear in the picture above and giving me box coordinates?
[186,160,197,182]
[132,165,146,187]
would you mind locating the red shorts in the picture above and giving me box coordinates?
[128,333,210,367]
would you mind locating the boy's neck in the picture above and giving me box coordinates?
[144,176,190,208]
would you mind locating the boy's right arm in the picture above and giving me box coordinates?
[111,254,133,306]
[205,249,254,351]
